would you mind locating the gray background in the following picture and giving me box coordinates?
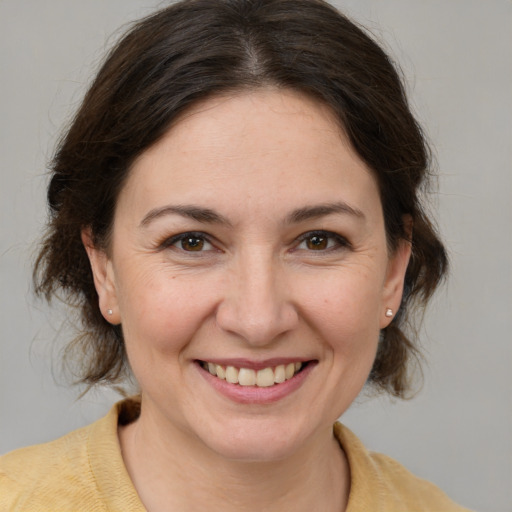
[1,1,510,510]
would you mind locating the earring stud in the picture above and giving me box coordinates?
[107,309,113,316]
[385,308,393,317]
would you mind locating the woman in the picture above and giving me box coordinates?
[0,0,473,510]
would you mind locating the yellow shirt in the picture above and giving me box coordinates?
[0,399,472,511]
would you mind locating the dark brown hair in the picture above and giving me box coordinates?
[34,0,447,397]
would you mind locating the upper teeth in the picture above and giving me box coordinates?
[203,362,303,387]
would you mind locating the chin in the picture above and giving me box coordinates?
[193,414,316,462]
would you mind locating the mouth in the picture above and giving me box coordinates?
[197,360,310,388]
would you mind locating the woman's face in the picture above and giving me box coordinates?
[87,89,410,461]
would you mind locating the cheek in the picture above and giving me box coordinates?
[294,269,383,418]
[300,268,383,356]
[116,267,220,357]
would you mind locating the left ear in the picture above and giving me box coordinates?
[380,226,412,328]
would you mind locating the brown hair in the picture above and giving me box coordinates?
[34,0,447,397]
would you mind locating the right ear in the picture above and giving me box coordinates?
[81,228,120,324]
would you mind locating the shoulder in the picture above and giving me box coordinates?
[368,451,472,511]
[0,399,142,512]
[334,422,474,512]
[0,422,105,511]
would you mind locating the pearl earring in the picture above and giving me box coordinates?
[385,308,393,318]
[107,309,113,316]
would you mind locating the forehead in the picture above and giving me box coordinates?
[119,89,381,222]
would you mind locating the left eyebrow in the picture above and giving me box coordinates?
[285,202,365,224]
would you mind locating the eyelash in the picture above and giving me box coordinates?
[159,230,350,254]
[294,230,351,252]
[160,231,216,253]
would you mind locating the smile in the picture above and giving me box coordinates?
[199,361,305,387]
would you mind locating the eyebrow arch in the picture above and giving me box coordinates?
[140,205,233,228]
[286,202,365,224]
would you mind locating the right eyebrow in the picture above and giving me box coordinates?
[139,204,233,228]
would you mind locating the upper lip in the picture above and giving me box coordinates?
[197,358,314,370]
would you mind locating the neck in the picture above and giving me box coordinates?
[119,404,350,512]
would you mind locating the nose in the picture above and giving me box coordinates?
[215,250,299,346]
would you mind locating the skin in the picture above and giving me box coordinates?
[83,89,411,511]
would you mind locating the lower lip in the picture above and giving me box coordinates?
[197,362,316,405]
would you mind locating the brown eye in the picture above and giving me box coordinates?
[163,231,216,253]
[306,235,328,250]
[295,231,350,253]
[181,236,205,251]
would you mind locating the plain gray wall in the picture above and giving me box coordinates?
[1,1,510,511]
